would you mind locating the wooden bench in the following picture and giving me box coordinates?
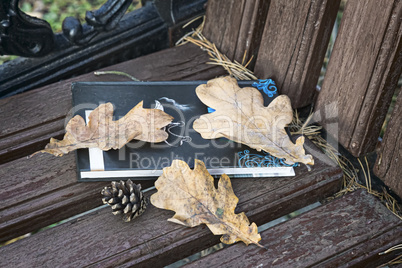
[1,0,401,267]
[185,190,402,267]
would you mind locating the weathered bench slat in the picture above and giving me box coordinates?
[203,0,270,67]
[315,0,402,157]
[0,119,65,165]
[0,154,108,243]
[203,0,247,60]
[254,0,341,108]
[0,140,342,267]
[375,91,402,198]
[318,228,401,267]
[184,190,402,268]
[0,44,226,165]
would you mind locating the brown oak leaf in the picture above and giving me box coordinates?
[37,101,173,156]
[150,159,263,248]
[193,76,313,166]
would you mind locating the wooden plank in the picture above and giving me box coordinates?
[0,140,343,267]
[254,0,340,108]
[203,0,246,60]
[0,44,226,165]
[0,154,110,243]
[317,228,402,267]
[184,190,402,268]
[203,0,270,67]
[374,91,402,198]
[314,0,402,157]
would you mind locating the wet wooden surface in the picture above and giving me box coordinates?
[0,139,342,267]
[184,190,402,268]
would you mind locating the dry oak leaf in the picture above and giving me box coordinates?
[193,76,314,166]
[37,101,173,156]
[150,159,263,248]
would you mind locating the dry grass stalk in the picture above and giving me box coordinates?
[291,116,402,219]
[177,17,257,81]
[378,244,402,267]
[380,244,402,255]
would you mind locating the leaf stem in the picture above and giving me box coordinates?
[94,71,140,81]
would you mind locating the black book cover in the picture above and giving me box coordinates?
[71,81,296,181]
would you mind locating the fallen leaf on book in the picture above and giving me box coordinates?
[35,101,173,156]
[150,159,263,248]
[193,76,314,166]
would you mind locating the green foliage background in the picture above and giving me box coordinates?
[20,0,139,32]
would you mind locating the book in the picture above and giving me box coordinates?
[71,80,297,181]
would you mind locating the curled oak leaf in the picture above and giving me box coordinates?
[193,76,313,166]
[36,101,173,156]
[151,159,263,248]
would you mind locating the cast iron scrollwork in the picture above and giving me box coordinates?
[0,0,133,57]
[0,0,54,57]
[62,0,133,46]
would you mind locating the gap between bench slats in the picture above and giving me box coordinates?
[184,190,402,268]
[0,140,342,267]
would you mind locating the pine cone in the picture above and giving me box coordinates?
[101,179,147,222]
